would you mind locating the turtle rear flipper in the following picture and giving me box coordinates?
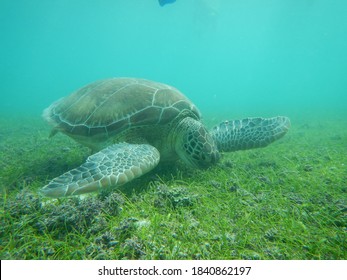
[210,116,290,152]
[40,143,160,198]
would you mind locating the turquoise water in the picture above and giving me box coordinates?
[1,1,347,261]
[1,0,346,118]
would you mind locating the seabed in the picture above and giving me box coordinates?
[0,112,346,260]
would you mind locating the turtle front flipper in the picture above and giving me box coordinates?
[40,143,160,198]
[210,116,290,152]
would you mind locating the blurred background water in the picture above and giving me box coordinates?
[1,0,346,120]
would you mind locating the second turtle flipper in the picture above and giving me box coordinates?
[210,116,290,152]
[40,143,160,198]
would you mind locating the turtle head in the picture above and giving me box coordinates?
[174,117,220,168]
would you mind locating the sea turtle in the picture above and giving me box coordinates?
[41,77,290,198]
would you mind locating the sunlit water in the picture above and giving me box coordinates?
[1,0,346,122]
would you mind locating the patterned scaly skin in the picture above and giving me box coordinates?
[210,116,291,152]
[40,143,160,198]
